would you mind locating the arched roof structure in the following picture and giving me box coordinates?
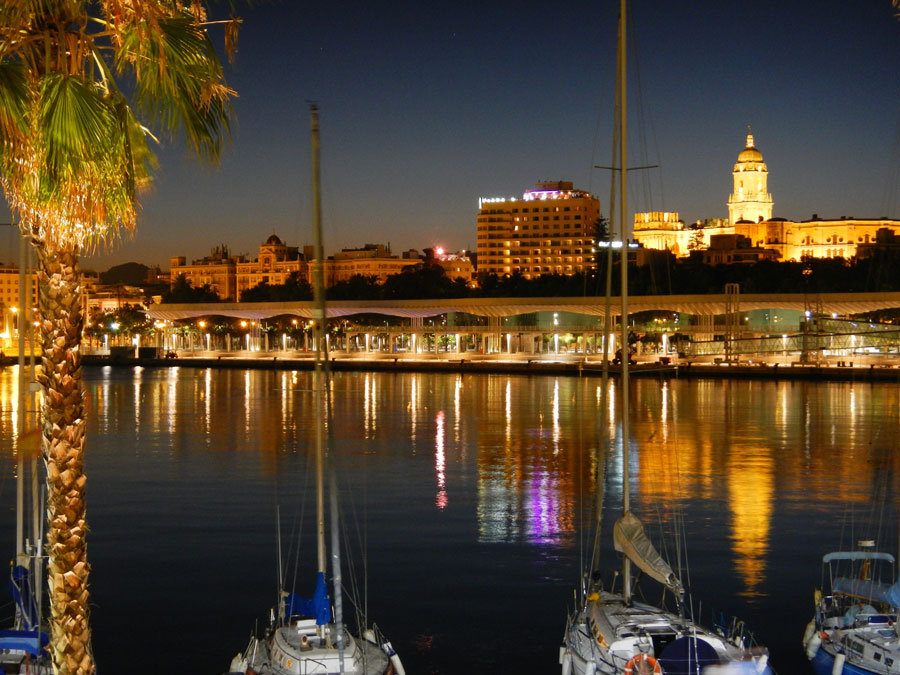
[147,292,900,322]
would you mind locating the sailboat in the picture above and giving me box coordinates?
[226,104,403,675]
[802,542,900,673]
[559,3,774,674]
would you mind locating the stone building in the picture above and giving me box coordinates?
[235,234,306,299]
[170,245,245,301]
[632,132,900,261]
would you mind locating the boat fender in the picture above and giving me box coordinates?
[802,619,816,647]
[364,629,376,643]
[382,641,406,675]
[228,653,248,673]
[560,649,572,675]
[832,653,845,675]
[754,654,769,674]
[389,653,406,675]
[624,654,662,675]
[805,631,823,659]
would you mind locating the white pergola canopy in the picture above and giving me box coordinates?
[146,292,900,322]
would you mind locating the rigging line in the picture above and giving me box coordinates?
[879,114,900,218]
[627,10,653,212]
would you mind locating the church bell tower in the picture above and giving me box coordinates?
[727,132,773,226]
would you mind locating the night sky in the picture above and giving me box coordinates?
[1,0,899,271]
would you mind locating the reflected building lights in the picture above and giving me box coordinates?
[204,368,212,438]
[435,410,447,509]
[552,379,560,454]
[727,449,774,598]
[132,366,143,432]
[243,369,251,439]
[524,470,565,544]
[505,379,512,448]
[407,375,416,444]
[454,375,462,444]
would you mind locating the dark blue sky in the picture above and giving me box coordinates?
[3,0,899,270]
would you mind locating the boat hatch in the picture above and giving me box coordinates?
[648,630,678,656]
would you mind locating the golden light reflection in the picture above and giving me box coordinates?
[407,374,415,444]
[132,366,142,432]
[727,448,774,597]
[454,375,462,444]
[435,410,447,509]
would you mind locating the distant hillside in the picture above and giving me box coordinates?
[100,262,149,285]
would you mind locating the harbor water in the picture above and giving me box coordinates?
[1,364,899,673]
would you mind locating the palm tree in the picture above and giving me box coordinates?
[0,3,238,673]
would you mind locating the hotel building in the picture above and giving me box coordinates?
[476,181,601,278]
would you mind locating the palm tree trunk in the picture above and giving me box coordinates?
[34,242,94,675]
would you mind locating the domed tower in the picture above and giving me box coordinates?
[727,132,773,226]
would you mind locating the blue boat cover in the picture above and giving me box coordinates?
[833,577,900,608]
[8,565,39,630]
[0,629,49,656]
[658,636,720,675]
[824,551,895,564]
[284,572,332,626]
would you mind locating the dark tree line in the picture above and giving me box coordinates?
[160,252,900,304]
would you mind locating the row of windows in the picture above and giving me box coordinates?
[511,206,583,213]
[515,214,583,221]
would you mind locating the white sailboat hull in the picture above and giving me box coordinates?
[561,591,771,675]
[232,619,393,675]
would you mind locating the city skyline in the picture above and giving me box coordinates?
[1,0,898,271]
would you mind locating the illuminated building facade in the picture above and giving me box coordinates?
[0,264,38,341]
[727,133,773,226]
[632,132,900,261]
[737,216,900,260]
[312,243,419,286]
[236,234,307,299]
[476,181,600,278]
[700,234,780,265]
[170,245,245,301]
[432,250,475,284]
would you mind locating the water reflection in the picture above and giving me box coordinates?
[3,368,900,603]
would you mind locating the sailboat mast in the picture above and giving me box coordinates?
[16,230,25,564]
[618,0,631,604]
[310,103,328,577]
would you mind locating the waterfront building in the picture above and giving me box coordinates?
[632,132,900,261]
[0,263,38,342]
[307,243,419,286]
[236,234,307,299]
[699,234,780,265]
[736,216,900,260]
[170,245,245,300]
[432,249,475,284]
[476,181,600,278]
[634,215,733,256]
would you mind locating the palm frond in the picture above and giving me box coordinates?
[39,72,118,179]
[115,13,234,163]
[0,61,29,144]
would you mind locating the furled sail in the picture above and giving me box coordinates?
[614,511,684,598]
[832,577,900,608]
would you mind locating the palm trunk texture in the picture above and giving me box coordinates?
[35,243,94,675]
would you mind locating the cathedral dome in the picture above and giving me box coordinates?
[264,233,284,246]
[737,133,763,163]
